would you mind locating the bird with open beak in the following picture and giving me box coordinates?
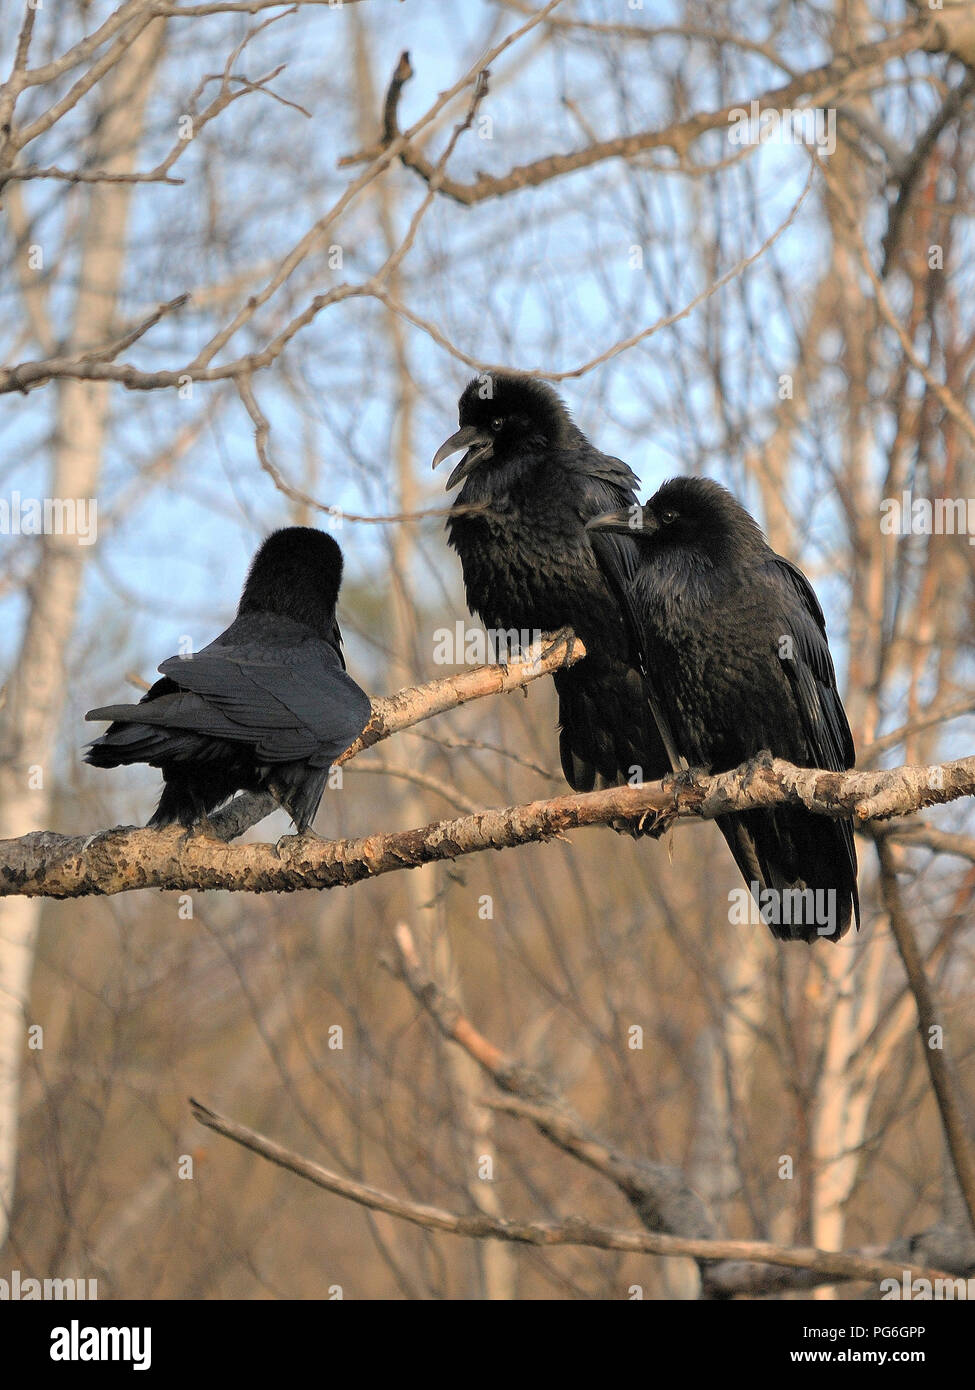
[433,372,672,796]
[432,418,498,490]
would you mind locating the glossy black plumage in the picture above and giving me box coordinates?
[588,477,859,942]
[434,374,670,794]
[85,527,371,833]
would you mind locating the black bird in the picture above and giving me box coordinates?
[587,477,859,941]
[433,373,672,795]
[85,527,371,833]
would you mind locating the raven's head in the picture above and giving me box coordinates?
[433,373,574,489]
[239,527,345,630]
[586,476,765,567]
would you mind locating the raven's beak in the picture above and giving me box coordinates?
[432,426,494,489]
[586,506,653,537]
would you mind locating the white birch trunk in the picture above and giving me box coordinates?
[0,22,164,1247]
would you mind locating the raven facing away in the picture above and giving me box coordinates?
[588,477,859,942]
[85,527,371,833]
[434,373,671,795]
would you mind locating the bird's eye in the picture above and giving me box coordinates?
[660,508,679,525]
[490,417,504,432]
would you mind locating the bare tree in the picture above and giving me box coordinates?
[1,0,973,1301]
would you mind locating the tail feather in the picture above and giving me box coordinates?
[264,765,328,834]
[85,722,178,768]
[717,807,858,943]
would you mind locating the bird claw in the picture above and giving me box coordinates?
[742,749,775,778]
[538,626,576,666]
[667,763,710,792]
[278,827,323,847]
[186,818,226,845]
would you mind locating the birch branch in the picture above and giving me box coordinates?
[388,922,975,1296]
[387,922,715,1243]
[3,748,974,899]
[115,632,588,845]
[187,1098,952,1288]
[343,27,933,203]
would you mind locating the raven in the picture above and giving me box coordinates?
[433,373,671,794]
[588,477,859,941]
[85,527,371,833]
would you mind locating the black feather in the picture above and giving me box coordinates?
[592,476,859,942]
[436,373,671,797]
[85,527,371,833]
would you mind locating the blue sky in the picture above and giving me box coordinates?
[0,2,955,751]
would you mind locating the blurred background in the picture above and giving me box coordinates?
[1,0,974,1299]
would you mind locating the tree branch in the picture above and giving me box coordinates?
[388,922,975,1297]
[87,632,588,848]
[875,836,975,1236]
[187,1097,952,1288]
[349,27,934,205]
[387,923,715,1243]
[4,745,975,898]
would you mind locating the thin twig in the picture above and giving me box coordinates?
[875,835,975,1235]
[188,1097,953,1287]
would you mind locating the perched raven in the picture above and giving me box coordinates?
[433,373,671,794]
[588,477,859,941]
[85,527,371,833]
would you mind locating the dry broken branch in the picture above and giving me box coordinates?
[388,923,972,1297]
[188,1097,953,1289]
[388,922,715,1243]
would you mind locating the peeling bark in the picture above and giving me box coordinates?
[2,755,973,900]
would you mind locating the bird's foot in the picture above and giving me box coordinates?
[538,626,576,667]
[741,749,775,779]
[185,816,226,845]
[666,762,710,792]
[277,827,324,848]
